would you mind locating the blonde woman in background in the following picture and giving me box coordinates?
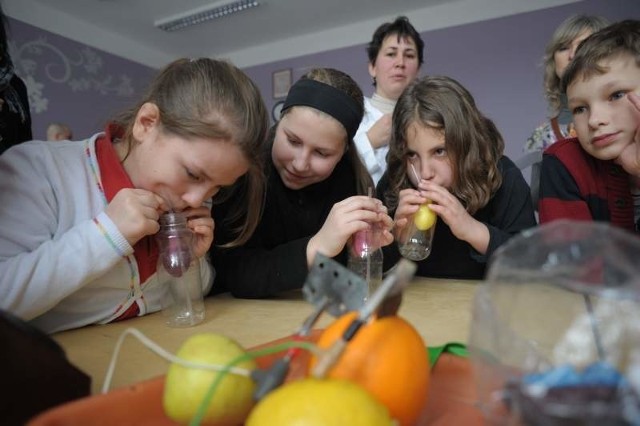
[524,15,609,152]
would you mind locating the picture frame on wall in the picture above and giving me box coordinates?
[272,69,292,99]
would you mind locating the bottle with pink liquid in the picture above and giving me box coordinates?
[156,212,205,327]
[347,225,383,300]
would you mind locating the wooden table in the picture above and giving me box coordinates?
[53,278,478,394]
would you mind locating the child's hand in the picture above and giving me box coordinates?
[418,181,490,255]
[616,92,640,177]
[393,188,429,237]
[307,196,393,264]
[105,188,166,246]
[182,206,214,258]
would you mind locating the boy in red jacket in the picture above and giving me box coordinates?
[538,20,640,234]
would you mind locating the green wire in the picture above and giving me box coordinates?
[188,340,318,426]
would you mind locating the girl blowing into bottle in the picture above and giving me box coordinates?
[378,75,536,279]
[0,58,269,333]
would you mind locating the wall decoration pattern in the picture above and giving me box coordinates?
[10,38,134,114]
[7,18,155,140]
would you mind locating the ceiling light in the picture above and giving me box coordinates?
[154,0,260,32]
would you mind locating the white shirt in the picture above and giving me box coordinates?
[353,98,389,186]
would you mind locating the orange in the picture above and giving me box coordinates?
[309,312,430,426]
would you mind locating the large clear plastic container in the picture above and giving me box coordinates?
[469,220,640,425]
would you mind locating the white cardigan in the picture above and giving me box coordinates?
[0,135,213,333]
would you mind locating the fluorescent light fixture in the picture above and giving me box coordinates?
[155,0,260,32]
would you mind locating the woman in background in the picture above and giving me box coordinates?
[211,68,394,298]
[354,16,425,185]
[524,14,609,152]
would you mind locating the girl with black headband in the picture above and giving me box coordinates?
[210,68,394,298]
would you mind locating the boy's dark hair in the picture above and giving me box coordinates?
[366,16,425,66]
[561,19,640,93]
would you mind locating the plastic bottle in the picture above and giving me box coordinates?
[397,213,436,261]
[156,212,205,327]
[348,226,383,299]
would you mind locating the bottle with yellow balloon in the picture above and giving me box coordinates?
[397,202,437,261]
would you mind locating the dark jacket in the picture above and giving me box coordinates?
[1,75,32,154]
[209,143,359,298]
[377,156,536,280]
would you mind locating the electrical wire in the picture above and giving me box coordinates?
[190,340,320,426]
[102,327,321,426]
[102,327,252,394]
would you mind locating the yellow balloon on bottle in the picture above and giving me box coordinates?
[414,204,436,231]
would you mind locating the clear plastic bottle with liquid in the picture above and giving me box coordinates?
[156,212,205,327]
[347,226,383,299]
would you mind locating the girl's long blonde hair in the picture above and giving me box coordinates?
[112,58,269,246]
[542,15,609,115]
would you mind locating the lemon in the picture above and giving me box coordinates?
[246,378,394,426]
[414,203,436,231]
[163,333,257,425]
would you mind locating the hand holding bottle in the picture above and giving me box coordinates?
[105,188,166,246]
[181,206,214,258]
[307,195,393,266]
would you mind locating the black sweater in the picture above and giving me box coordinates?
[377,156,536,280]
[1,75,32,154]
[210,150,359,298]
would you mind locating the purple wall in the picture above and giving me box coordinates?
[7,18,155,141]
[7,0,638,157]
[243,0,640,163]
